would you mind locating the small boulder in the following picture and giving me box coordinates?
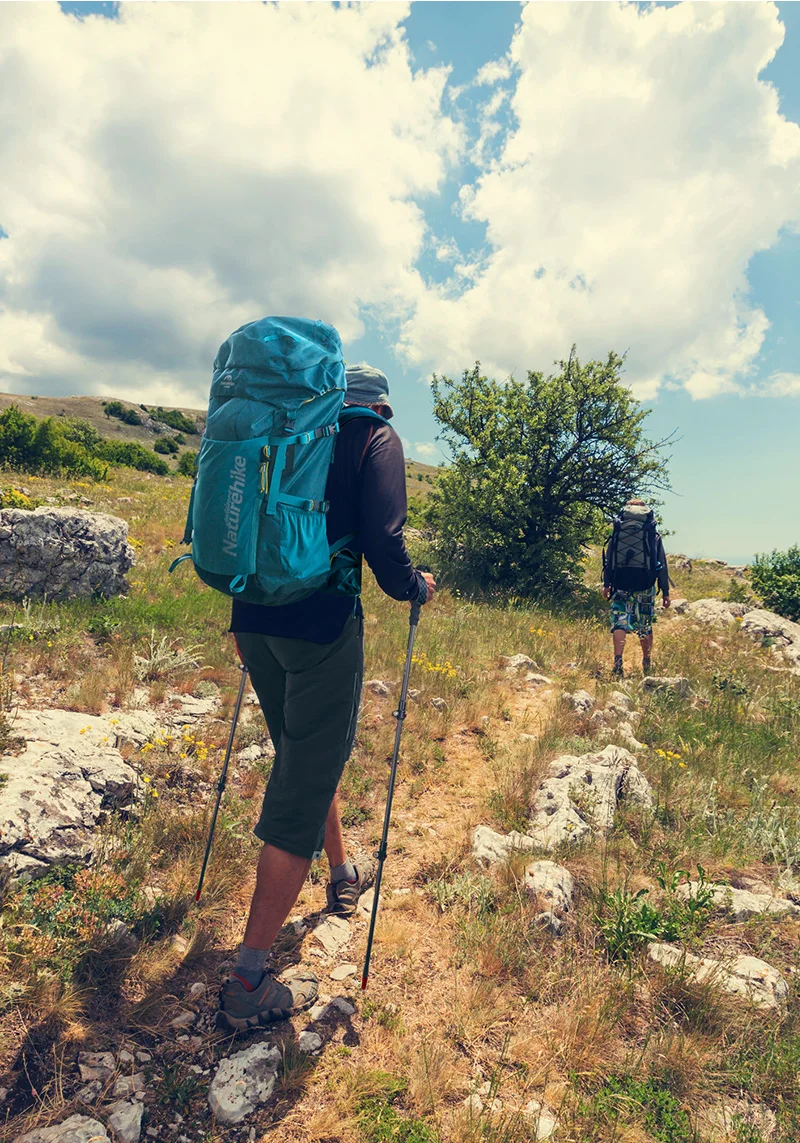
[111,1073,145,1099]
[564,690,594,714]
[78,1052,116,1083]
[525,673,553,687]
[312,915,352,955]
[13,1116,110,1143]
[502,654,537,673]
[107,1100,144,1143]
[366,680,391,697]
[642,676,692,698]
[678,881,800,923]
[207,1041,281,1125]
[648,943,788,1009]
[688,599,748,626]
[431,697,447,711]
[298,1031,323,1054]
[534,911,563,936]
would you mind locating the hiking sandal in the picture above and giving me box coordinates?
[216,967,319,1033]
[323,858,376,918]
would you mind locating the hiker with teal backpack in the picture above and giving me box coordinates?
[174,317,435,1031]
[602,499,671,679]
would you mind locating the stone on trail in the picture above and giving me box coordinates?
[0,507,135,601]
[298,1031,323,1054]
[0,710,144,882]
[366,679,392,696]
[312,915,351,955]
[77,1051,116,1083]
[677,881,800,923]
[642,676,692,698]
[524,860,574,913]
[169,1010,196,1030]
[521,1102,559,1141]
[472,825,537,864]
[564,689,594,713]
[330,964,358,981]
[648,943,789,1009]
[207,1041,281,1125]
[111,1073,145,1099]
[107,1100,145,1143]
[529,744,653,850]
[330,996,357,1016]
[13,1116,111,1143]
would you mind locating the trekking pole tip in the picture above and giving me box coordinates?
[361,974,368,991]
[195,888,202,903]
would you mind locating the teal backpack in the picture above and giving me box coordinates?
[171,316,386,606]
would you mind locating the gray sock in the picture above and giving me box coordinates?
[331,859,357,884]
[234,943,269,989]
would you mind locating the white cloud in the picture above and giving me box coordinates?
[414,441,438,458]
[754,371,800,396]
[0,2,461,403]
[401,2,800,399]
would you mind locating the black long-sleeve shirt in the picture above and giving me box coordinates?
[230,416,423,643]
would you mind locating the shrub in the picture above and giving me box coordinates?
[104,400,142,425]
[0,408,109,480]
[750,546,800,622]
[154,436,179,455]
[176,449,198,477]
[96,440,169,475]
[0,486,39,510]
[148,406,198,435]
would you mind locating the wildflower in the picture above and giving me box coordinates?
[143,775,151,784]
[152,789,159,798]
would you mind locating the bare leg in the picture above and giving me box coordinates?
[612,630,626,657]
[323,793,347,871]
[640,633,653,661]
[242,843,311,951]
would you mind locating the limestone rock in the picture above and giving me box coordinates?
[207,1041,281,1124]
[564,690,594,713]
[671,598,690,615]
[312,915,351,955]
[431,697,447,711]
[472,825,537,864]
[366,679,391,697]
[78,1051,116,1083]
[107,1100,144,1143]
[13,1116,110,1143]
[534,911,563,936]
[700,1098,776,1141]
[111,1073,145,1099]
[330,964,358,981]
[524,860,574,912]
[642,676,692,698]
[648,943,788,1009]
[0,508,134,601]
[298,1031,323,1054]
[529,744,653,849]
[236,744,264,764]
[502,654,537,673]
[688,599,749,626]
[329,996,356,1016]
[524,673,553,688]
[677,881,800,923]
[521,1102,559,1140]
[0,710,138,881]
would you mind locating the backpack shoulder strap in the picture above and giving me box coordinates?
[338,406,389,428]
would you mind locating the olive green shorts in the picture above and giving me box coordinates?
[235,615,364,861]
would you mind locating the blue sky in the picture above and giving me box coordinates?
[2,2,799,564]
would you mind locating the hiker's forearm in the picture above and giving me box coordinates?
[359,427,421,601]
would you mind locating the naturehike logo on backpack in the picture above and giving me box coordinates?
[222,456,247,558]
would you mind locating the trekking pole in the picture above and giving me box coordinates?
[362,597,423,990]
[195,661,249,903]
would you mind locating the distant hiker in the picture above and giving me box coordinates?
[602,499,670,678]
[219,359,436,1032]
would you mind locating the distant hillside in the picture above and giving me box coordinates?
[0,392,441,492]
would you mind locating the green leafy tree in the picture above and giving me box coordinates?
[428,349,672,596]
[751,546,800,622]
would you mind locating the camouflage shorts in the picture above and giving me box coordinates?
[610,587,657,637]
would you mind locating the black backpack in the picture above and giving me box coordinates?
[603,505,659,592]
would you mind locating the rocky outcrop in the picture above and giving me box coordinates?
[529,744,653,849]
[648,943,789,1009]
[0,709,147,881]
[524,860,574,913]
[563,690,594,714]
[642,676,692,698]
[472,825,537,864]
[0,508,135,601]
[740,609,800,671]
[688,599,749,625]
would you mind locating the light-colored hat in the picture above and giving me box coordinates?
[345,363,393,418]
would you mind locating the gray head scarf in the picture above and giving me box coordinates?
[344,363,393,418]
